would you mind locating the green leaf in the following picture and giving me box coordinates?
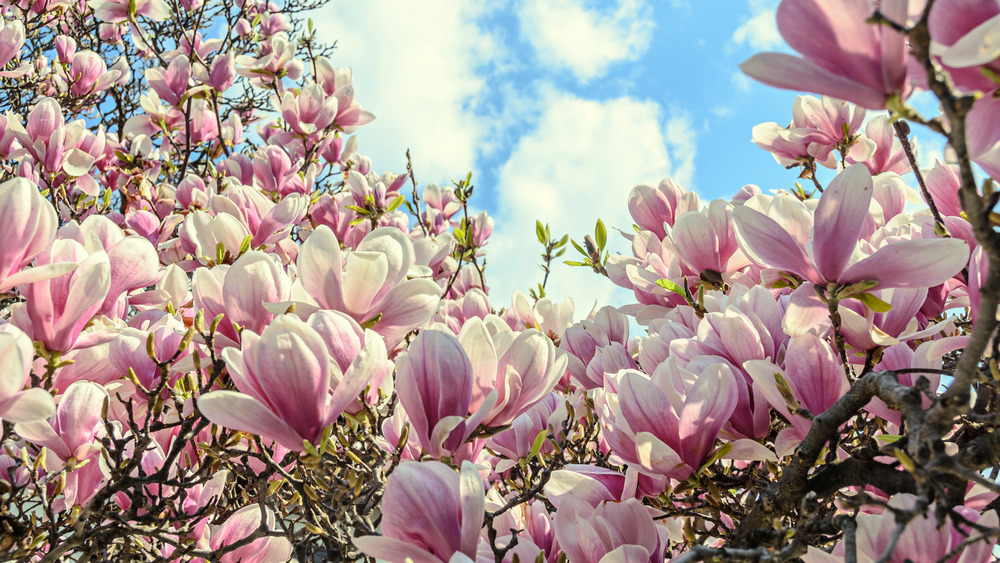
[570,238,588,257]
[528,430,547,461]
[386,195,405,213]
[216,242,226,265]
[773,371,801,411]
[536,221,546,244]
[360,313,382,329]
[564,260,588,267]
[856,291,893,313]
[553,248,566,258]
[556,234,569,248]
[837,279,879,299]
[697,442,733,475]
[348,217,366,226]
[655,278,685,296]
[238,235,252,257]
[595,219,607,252]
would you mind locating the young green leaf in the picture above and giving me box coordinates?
[595,218,607,252]
[856,291,893,313]
[655,278,685,296]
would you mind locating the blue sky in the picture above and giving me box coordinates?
[311,0,941,315]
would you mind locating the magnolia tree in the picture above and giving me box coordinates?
[1,0,1000,560]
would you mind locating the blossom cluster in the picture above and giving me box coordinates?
[0,0,999,561]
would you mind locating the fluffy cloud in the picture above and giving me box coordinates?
[730,0,781,51]
[486,90,697,312]
[313,1,503,182]
[517,0,655,83]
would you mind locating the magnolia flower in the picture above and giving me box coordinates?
[89,0,170,23]
[802,494,998,563]
[0,324,55,424]
[741,0,911,109]
[603,366,738,481]
[295,225,442,346]
[0,178,67,293]
[745,333,849,456]
[198,313,385,451]
[733,164,969,292]
[16,381,110,508]
[353,461,484,563]
[394,330,496,459]
[553,496,665,563]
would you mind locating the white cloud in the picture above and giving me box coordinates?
[731,71,752,92]
[486,90,697,312]
[665,111,697,188]
[730,0,781,51]
[313,1,503,183]
[517,0,655,83]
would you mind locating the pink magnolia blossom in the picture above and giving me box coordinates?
[561,305,630,389]
[802,494,998,563]
[965,95,1000,178]
[353,461,484,563]
[488,393,563,472]
[394,330,496,459]
[178,210,251,265]
[0,19,28,78]
[11,98,98,181]
[741,0,910,110]
[734,164,970,291]
[108,321,190,391]
[197,312,385,451]
[668,199,750,279]
[67,50,121,97]
[847,116,908,175]
[251,145,306,196]
[275,83,338,135]
[206,505,292,563]
[145,56,191,106]
[553,496,665,563]
[924,161,964,218]
[14,239,110,352]
[0,324,55,424]
[89,0,170,23]
[456,318,568,428]
[295,225,442,346]
[745,333,849,456]
[603,366,738,481]
[15,381,110,508]
[627,178,698,240]
[0,178,67,293]
[220,250,291,334]
[211,181,308,247]
[929,0,1000,93]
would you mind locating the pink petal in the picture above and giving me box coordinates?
[297,226,345,310]
[353,536,444,563]
[0,388,56,424]
[618,372,679,445]
[678,363,738,465]
[197,390,306,451]
[733,205,820,282]
[812,164,872,282]
[458,461,484,556]
[840,238,970,288]
[740,53,887,110]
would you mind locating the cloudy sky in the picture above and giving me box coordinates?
[311,0,937,317]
